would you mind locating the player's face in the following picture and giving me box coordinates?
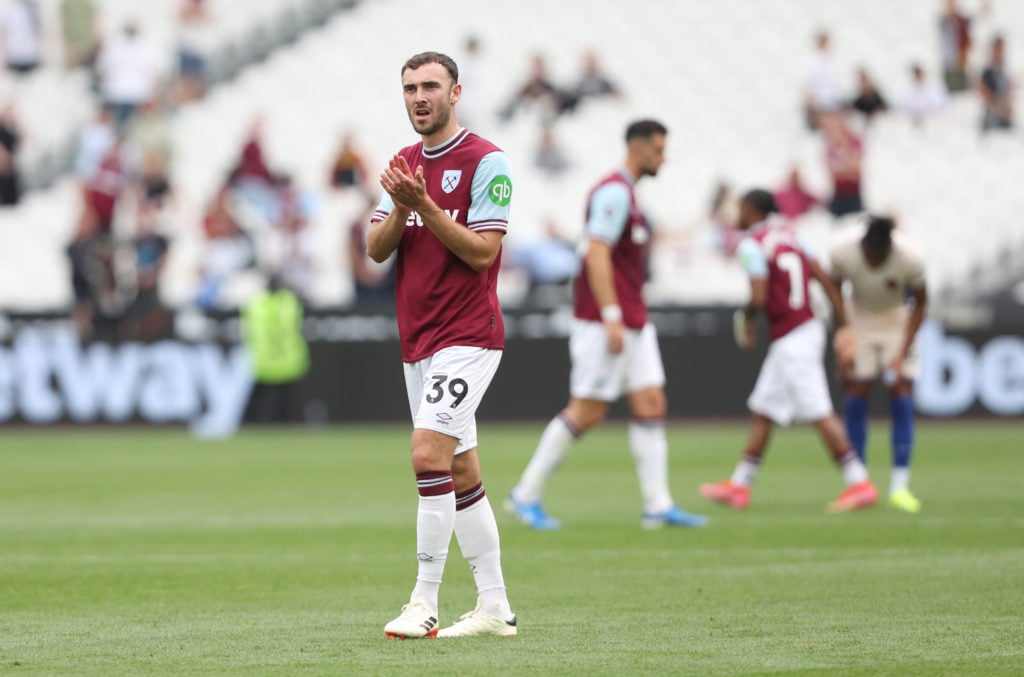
[737,201,754,229]
[861,243,891,268]
[637,133,667,177]
[402,63,461,137]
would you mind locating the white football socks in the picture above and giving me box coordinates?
[512,415,575,505]
[730,458,761,487]
[411,485,455,610]
[839,452,870,486]
[629,419,673,514]
[890,466,911,493]
[454,493,512,620]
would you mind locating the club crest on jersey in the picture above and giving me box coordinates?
[441,169,462,194]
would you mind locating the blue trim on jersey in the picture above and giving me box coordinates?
[586,181,632,243]
[737,237,768,278]
[467,150,511,230]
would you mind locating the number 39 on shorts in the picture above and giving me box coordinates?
[425,374,469,408]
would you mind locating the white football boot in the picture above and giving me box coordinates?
[437,598,517,638]
[384,597,439,639]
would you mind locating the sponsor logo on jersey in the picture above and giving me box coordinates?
[488,175,512,206]
[405,209,461,227]
[441,169,462,194]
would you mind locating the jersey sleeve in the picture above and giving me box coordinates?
[736,237,768,279]
[371,191,394,223]
[585,182,631,243]
[467,150,512,233]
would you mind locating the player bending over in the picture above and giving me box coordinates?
[700,189,878,513]
[830,215,927,513]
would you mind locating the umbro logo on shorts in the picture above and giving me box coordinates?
[436,412,453,425]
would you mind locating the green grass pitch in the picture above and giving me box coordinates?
[1,422,1021,676]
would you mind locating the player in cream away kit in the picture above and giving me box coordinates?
[700,189,878,513]
[830,216,928,513]
[367,52,516,639]
[506,119,707,530]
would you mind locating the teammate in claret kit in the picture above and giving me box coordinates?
[700,189,878,513]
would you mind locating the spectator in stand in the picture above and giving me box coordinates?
[499,53,576,123]
[228,116,285,224]
[897,63,948,126]
[978,34,1013,132]
[939,0,972,93]
[96,22,163,130]
[66,212,117,340]
[81,137,128,234]
[456,35,483,131]
[848,68,888,123]
[774,166,819,221]
[60,0,100,70]
[820,113,864,218]
[706,182,742,257]
[265,179,317,303]
[0,103,21,206]
[120,198,170,340]
[803,30,843,129]
[533,124,570,175]
[175,0,211,103]
[572,49,622,103]
[328,130,371,193]
[195,186,256,310]
[74,105,117,184]
[0,0,42,75]
[348,199,395,307]
[126,97,174,175]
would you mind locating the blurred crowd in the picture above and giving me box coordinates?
[705,0,1016,259]
[0,0,1018,338]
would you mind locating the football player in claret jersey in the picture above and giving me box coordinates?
[505,120,707,530]
[830,216,928,513]
[366,52,516,639]
[700,189,878,513]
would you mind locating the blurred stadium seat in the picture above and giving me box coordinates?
[1,0,1022,312]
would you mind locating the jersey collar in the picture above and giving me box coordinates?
[615,167,637,186]
[423,128,469,159]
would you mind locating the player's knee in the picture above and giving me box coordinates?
[631,388,666,419]
[409,430,457,473]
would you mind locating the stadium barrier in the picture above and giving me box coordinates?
[0,309,1021,430]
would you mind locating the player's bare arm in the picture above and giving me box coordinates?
[737,278,767,348]
[810,260,847,328]
[366,207,408,264]
[894,285,928,368]
[584,239,624,353]
[382,154,502,272]
[812,260,855,370]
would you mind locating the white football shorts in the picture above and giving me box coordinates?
[747,319,833,426]
[569,320,666,402]
[849,324,919,382]
[404,346,502,455]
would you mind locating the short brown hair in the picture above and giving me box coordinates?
[625,119,667,142]
[402,51,459,83]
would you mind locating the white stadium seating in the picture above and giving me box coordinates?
[0,0,1021,311]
